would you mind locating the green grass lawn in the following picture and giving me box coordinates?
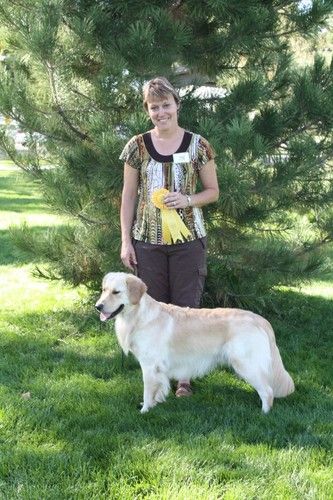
[0,164,332,499]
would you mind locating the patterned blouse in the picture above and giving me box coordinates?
[119,131,215,245]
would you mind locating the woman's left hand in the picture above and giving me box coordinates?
[164,191,189,209]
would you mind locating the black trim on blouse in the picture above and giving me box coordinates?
[143,131,192,163]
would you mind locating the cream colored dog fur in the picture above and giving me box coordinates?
[96,272,294,413]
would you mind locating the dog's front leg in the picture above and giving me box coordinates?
[140,365,158,413]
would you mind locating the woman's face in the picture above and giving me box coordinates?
[146,93,179,132]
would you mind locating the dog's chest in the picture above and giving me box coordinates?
[115,316,147,354]
[115,317,136,355]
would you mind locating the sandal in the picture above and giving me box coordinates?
[175,382,193,397]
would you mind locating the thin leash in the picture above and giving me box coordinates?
[120,264,138,370]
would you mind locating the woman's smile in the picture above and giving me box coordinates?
[147,95,179,131]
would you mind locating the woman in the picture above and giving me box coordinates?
[119,77,219,397]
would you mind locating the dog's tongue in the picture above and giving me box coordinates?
[100,311,112,322]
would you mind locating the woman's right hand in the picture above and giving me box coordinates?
[121,241,137,271]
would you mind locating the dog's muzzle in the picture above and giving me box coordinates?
[96,303,124,322]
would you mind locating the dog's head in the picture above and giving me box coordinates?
[95,272,147,322]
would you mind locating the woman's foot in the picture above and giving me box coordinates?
[175,382,193,397]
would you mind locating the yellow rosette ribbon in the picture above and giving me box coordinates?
[151,188,191,244]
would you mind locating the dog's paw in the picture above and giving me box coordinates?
[138,401,150,413]
[140,406,150,414]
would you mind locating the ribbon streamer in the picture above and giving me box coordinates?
[151,188,191,244]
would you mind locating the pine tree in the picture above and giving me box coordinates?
[0,0,332,309]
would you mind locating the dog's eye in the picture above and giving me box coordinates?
[112,290,120,295]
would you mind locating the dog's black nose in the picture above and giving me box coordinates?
[95,303,104,311]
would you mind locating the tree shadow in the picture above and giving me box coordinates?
[0,196,47,213]
[0,171,46,212]
[0,167,63,267]
[0,287,332,467]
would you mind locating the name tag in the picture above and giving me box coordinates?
[173,152,190,163]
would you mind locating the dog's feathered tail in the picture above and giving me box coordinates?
[262,319,295,398]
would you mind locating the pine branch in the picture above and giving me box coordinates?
[69,88,101,111]
[4,108,72,144]
[33,266,61,281]
[76,213,109,227]
[46,62,89,141]
[251,224,295,233]
[0,143,27,172]
[5,0,30,9]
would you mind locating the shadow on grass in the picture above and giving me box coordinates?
[0,196,47,213]
[1,286,332,470]
[0,167,63,267]
[0,171,47,211]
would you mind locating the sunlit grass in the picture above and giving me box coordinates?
[0,158,15,168]
[0,166,62,229]
[0,162,332,498]
[297,282,333,299]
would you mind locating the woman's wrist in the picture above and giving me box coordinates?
[121,236,132,245]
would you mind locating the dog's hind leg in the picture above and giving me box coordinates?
[252,378,274,413]
[230,360,274,413]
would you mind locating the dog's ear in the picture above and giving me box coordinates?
[126,275,147,305]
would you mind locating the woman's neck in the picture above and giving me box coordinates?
[151,125,183,140]
[149,126,185,156]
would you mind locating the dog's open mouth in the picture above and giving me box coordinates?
[100,304,124,322]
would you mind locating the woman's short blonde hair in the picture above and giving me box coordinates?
[143,77,180,111]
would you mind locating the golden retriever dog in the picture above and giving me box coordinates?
[96,272,294,413]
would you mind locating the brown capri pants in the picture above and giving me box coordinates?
[133,237,207,308]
